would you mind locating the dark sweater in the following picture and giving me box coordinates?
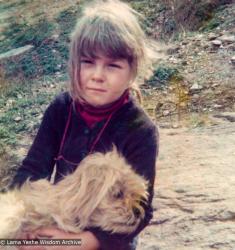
[11,92,159,250]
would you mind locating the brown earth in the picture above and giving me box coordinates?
[138,118,235,250]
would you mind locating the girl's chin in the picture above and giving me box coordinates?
[84,98,109,108]
[81,93,120,108]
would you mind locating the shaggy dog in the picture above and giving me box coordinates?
[0,148,149,240]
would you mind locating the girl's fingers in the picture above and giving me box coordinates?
[34,227,66,238]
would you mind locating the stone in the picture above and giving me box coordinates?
[208,33,218,41]
[6,99,15,107]
[213,104,223,109]
[163,110,170,116]
[172,124,179,129]
[194,34,204,41]
[14,116,22,122]
[218,34,235,44]
[0,45,34,60]
[213,112,235,122]
[51,34,59,40]
[190,83,203,91]
[211,40,222,48]
[231,56,235,65]
[168,57,179,64]
[167,45,180,55]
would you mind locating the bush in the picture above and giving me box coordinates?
[146,65,178,88]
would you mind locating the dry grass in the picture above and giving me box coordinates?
[161,0,234,31]
[8,0,81,24]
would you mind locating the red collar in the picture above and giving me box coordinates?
[76,90,129,128]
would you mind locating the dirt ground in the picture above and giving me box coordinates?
[137,116,235,250]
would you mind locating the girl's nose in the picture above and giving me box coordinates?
[91,65,105,82]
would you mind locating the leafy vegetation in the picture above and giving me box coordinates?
[146,65,179,88]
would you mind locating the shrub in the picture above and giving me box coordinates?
[146,65,178,88]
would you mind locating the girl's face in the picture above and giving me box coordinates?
[79,53,132,107]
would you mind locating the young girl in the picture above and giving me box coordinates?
[12,0,159,249]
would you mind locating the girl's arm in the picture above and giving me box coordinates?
[10,94,69,188]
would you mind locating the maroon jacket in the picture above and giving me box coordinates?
[11,92,159,250]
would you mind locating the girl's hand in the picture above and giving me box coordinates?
[33,226,74,239]
[18,227,100,250]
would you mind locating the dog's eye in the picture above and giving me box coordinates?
[114,190,124,199]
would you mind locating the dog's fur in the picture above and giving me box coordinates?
[0,148,148,239]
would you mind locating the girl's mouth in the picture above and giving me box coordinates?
[87,88,107,93]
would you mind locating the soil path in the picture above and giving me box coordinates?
[138,119,235,250]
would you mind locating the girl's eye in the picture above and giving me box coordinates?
[109,63,122,68]
[81,59,93,64]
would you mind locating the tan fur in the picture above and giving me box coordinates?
[0,148,148,239]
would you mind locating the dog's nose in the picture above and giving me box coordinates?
[133,208,141,218]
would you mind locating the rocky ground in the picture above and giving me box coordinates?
[137,118,235,250]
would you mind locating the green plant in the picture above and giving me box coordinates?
[146,65,178,87]
[202,18,221,31]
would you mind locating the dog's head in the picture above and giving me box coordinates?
[60,147,149,234]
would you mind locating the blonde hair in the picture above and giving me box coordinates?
[68,0,155,102]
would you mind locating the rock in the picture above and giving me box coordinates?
[37,114,43,120]
[51,34,59,40]
[213,104,223,109]
[6,99,15,107]
[14,116,22,122]
[190,83,203,91]
[231,56,235,65]
[172,124,179,129]
[181,40,188,45]
[212,83,219,88]
[194,34,204,41]
[55,71,62,77]
[0,45,34,60]
[227,42,235,50]
[208,33,218,41]
[163,110,170,116]
[211,40,222,48]
[192,94,200,98]
[218,34,235,44]
[168,57,179,64]
[167,45,180,55]
[213,112,235,122]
